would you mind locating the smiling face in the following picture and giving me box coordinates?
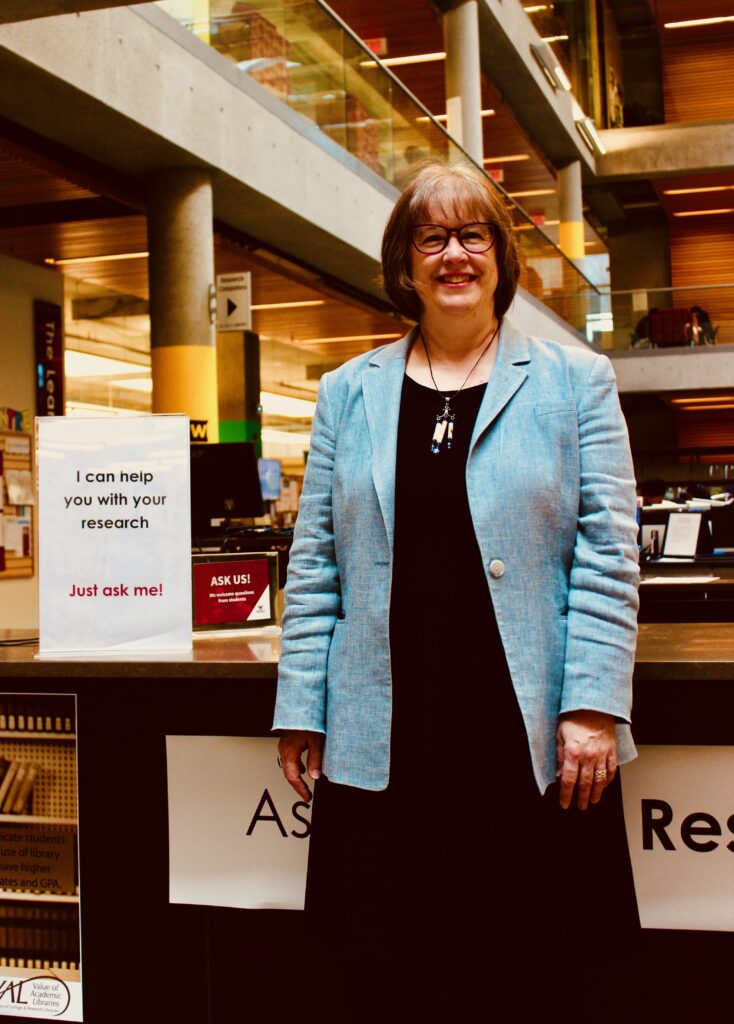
[409,192,499,326]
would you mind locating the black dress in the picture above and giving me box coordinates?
[306,375,640,1019]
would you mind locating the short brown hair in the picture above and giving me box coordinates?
[381,160,520,322]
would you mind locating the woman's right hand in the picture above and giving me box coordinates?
[278,730,325,803]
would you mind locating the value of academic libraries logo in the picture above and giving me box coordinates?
[0,972,71,1017]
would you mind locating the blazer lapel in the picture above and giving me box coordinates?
[470,322,530,453]
[361,331,414,554]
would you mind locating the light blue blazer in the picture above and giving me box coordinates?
[273,322,640,792]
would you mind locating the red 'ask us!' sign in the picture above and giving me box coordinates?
[192,558,272,627]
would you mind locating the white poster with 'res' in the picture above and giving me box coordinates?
[166,736,311,910]
[37,416,192,654]
[621,746,734,931]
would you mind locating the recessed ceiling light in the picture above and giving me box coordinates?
[45,252,149,266]
[260,391,316,417]
[664,16,734,28]
[416,109,495,123]
[483,154,531,164]
[664,185,734,195]
[251,300,326,310]
[673,208,734,217]
[360,52,446,68]
[677,403,734,411]
[670,396,734,404]
[299,333,402,344]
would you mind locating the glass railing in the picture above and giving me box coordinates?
[155,0,603,335]
[156,0,461,180]
[599,285,734,350]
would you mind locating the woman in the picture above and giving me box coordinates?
[274,162,640,1016]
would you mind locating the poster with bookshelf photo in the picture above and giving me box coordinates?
[0,694,82,1020]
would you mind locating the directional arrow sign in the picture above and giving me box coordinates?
[216,272,251,332]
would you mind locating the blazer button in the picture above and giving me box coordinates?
[489,559,505,579]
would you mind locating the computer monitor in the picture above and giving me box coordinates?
[258,458,282,501]
[190,442,264,538]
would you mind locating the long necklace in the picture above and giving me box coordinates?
[422,323,500,454]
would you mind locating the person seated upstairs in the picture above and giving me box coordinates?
[686,304,715,345]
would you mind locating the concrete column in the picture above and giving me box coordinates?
[147,167,218,442]
[443,0,483,165]
[558,160,585,260]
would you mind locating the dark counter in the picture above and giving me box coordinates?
[1,626,733,1020]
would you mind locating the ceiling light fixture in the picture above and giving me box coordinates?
[541,34,569,43]
[251,300,326,310]
[677,404,734,412]
[664,185,734,195]
[299,333,402,344]
[45,252,149,266]
[530,42,572,91]
[664,16,734,28]
[524,4,550,11]
[507,189,557,198]
[670,396,734,404]
[483,154,531,164]
[512,219,560,230]
[575,116,607,156]
[360,51,446,68]
[261,427,313,448]
[260,391,316,418]
[416,109,495,124]
[673,208,734,217]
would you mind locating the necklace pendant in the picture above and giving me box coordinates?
[446,420,454,450]
[431,417,448,454]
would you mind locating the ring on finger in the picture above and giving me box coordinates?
[594,769,608,781]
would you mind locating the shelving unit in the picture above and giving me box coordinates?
[0,891,79,904]
[0,429,34,580]
[0,693,81,982]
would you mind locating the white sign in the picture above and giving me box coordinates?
[216,272,251,332]
[166,736,311,910]
[663,512,702,556]
[37,415,192,655]
[622,746,734,931]
[0,969,82,1020]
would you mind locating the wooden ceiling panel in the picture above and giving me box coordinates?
[0,151,97,207]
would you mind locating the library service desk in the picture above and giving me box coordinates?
[1,625,734,1020]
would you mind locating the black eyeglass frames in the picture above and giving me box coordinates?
[411,222,496,255]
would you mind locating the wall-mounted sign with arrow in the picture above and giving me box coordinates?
[216,272,252,332]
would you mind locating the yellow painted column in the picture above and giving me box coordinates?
[147,168,218,442]
[558,160,585,260]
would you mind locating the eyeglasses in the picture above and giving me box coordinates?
[412,222,496,255]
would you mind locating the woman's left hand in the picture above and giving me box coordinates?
[556,710,617,811]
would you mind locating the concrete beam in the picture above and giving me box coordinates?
[435,0,595,171]
[0,5,397,302]
[609,345,734,393]
[596,121,734,182]
[0,0,136,24]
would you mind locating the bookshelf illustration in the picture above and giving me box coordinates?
[0,431,34,580]
[0,694,80,975]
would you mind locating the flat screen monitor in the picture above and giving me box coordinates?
[190,442,264,538]
[258,458,282,501]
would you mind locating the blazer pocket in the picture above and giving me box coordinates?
[534,400,576,418]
